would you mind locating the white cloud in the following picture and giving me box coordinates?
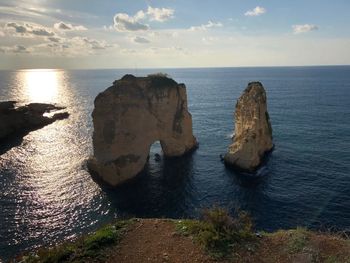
[1,19,116,57]
[189,21,223,31]
[0,44,29,53]
[134,10,146,20]
[53,22,87,31]
[103,25,114,31]
[47,36,61,42]
[121,46,187,56]
[6,22,55,37]
[202,37,219,45]
[71,37,112,50]
[6,22,28,34]
[146,6,174,22]
[32,36,116,57]
[114,13,149,32]
[113,6,174,32]
[133,36,150,44]
[245,6,266,16]
[12,45,28,53]
[292,24,319,34]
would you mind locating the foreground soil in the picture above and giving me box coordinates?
[105,219,350,263]
[107,219,215,263]
[17,218,350,263]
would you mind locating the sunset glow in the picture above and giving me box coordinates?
[23,69,60,102]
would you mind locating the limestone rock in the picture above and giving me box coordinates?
[0,101,69,141]
[224,82,273,171]
[88,74,198,186]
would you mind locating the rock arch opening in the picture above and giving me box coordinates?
[148,140,163,162]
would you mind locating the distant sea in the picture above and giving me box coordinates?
[0,66,349,260]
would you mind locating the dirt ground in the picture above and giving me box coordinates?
[107,219,217,263]
[106,219,350,263]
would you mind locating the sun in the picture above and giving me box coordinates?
[23,69,60,102]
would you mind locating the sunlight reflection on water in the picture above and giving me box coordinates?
[0,69,111,260]
[23,69,59,102]
[14,69,64,104]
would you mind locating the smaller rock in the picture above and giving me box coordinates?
[224,82,273,171]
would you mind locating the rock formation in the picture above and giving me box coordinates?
[88,74,198,186]
[224,82,273,171]
[0,101,69,141]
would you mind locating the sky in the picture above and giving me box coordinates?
[0,0,349,69]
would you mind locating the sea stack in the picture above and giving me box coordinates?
[224,82,273,172]
[88,74,198,186]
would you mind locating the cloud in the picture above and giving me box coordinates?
[245,6,266,16]
[6,22,54,37]
[133,36,150,44]
[71,37,112,50]
[202,37,219,45]
[47,36,61,42]
[114,13,149,32]
[53,22,87,31]
[146,6,174,22]
[292,24,319,34]
[30,36,116,57]
[1,19,117,58]
[13,45,28,53]
[6,22,27,33]
[189,21,223,31]
[31,28,54,36]
[113,6,174,32]
[0,44,29,53]
[121,46,187,56]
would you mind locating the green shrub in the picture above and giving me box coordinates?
[176,207,256,259]
[286,227,309,253]
[21,220,132,263]
[147,72,169,78]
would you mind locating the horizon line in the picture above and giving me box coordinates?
[0,64,349,71]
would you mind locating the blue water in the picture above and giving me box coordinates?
[0,66,349,260]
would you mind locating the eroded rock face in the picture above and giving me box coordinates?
[0,101,69,141]
[88,74,198,186]
[224,82,273,171]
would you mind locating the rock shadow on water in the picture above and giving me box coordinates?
[90,152,196,219]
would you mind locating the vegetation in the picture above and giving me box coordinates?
[175,207,256,259]
[261,228,350,263]
[285,227,309,253]
[14,209,350,263]
[147,72,169,78]
[18,220,133,263]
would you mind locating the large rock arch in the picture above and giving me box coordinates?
[88,74,198,186]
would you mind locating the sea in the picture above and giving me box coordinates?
[0,66,349,260]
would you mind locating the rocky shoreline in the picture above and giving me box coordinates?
[0,101,69,148]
